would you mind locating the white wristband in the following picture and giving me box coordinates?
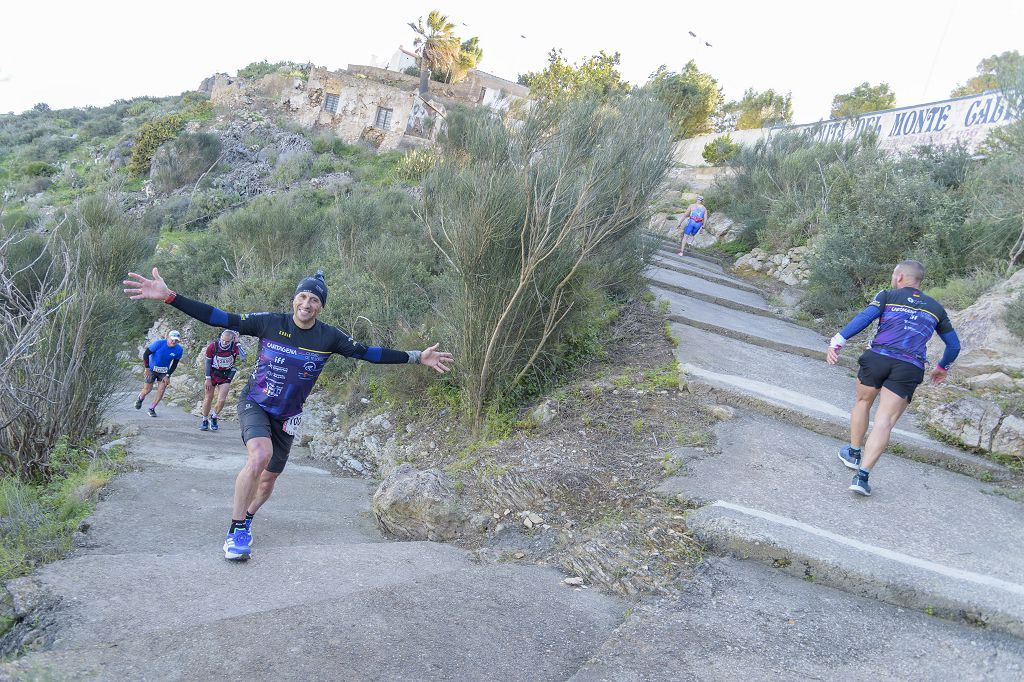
[829,333,846,349]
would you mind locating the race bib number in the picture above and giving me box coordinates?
[153,366,169,373]
[283,414,302,437]
[212,356,233,369]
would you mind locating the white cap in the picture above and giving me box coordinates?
[169,330,181,340]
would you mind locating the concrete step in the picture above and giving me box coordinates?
[572,558,1024,680]
[651,284,832,360]
[657,247,729,273]
[687,503,1024,640]
[658,412,1024,638]
[670,322,1008,479]
[647,271,779,321]
[651,256,764,296]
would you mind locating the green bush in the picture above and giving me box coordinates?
[128,102,213,177]
[128,112,187,176]
[271,151,314,185]
[714,131,976,319]
[150,132,222,193]
[237,60,310,81]
[21,160,57,177]
[702,134,739,165]
[424,96,672,425]
[1,194,157,479]
[80,114,121,139]
[928,270,1002,310]
[1005,290,1024,339]
[0,441,122,580]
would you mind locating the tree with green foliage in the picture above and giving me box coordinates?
[408,10,461,95]
[951,50,1024,97]
[719,88,794,130]
[518,49,630,103]
[830,82,896,118]
[647,61,722,139]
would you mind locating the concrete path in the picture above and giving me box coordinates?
[653,248,1024,640]
[6,397,623,680]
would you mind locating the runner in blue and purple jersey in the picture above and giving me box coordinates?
[826,260,960,497]
[124,267,454,560]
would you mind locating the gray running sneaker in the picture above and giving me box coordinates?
[849,473,872,496]
[838,445,861,470]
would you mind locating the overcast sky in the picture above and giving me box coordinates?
[2,1,1021,122]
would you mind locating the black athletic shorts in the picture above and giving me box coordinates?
[144,369,169,384]
[857,350,925,402]
[238,399,294,474]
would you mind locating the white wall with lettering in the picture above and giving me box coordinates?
[674,90,1018,166]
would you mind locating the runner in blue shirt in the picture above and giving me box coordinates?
[124,267,454,561]
[826,260,961,496]
[677,196,709,257]
[134,330,184,417]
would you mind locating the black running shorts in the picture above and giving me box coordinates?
[238,399,294,474]
[857,350,925,402]
[144,369,169,384]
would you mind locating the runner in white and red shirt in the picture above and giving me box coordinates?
[200,329,247,432]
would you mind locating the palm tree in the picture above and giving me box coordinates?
[408,11,460,95]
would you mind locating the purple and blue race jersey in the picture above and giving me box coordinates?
[236,313,374,419]
[867,288,953,369]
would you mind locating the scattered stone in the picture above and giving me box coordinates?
[710,405,736,421]
[100,437,129,453]
[564,577,585,587]
[529,399,558,425]
[513,552,526,559]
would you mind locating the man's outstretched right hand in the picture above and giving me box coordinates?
[123,267,172,301]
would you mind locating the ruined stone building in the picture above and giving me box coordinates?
[201,58,529,153]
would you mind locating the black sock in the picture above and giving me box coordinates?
[229,519,246,533]
[245,511,255,522]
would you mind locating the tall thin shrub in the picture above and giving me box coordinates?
[422,97,672,425]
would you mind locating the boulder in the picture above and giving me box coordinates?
[920,395,1003,451]
[929,269,1024,379]
[372,464,470,541]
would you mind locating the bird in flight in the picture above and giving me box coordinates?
[688,31,697,37]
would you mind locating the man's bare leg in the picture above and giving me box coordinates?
[201,384,214,417]
[850,381,879,448]
[246,470,280,516]
[861,387,910,470]
[232,437,272,520]
[150,378,169,408]
[139,381,153,400]
[214,384,231,415]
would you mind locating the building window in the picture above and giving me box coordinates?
[374,106,393,129]
[324,93,339,114]
[479,87,487,103]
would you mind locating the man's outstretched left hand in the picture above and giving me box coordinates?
[421,344,454,374]
[930,366,948,385]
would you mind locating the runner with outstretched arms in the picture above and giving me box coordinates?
[124,268,453,560]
